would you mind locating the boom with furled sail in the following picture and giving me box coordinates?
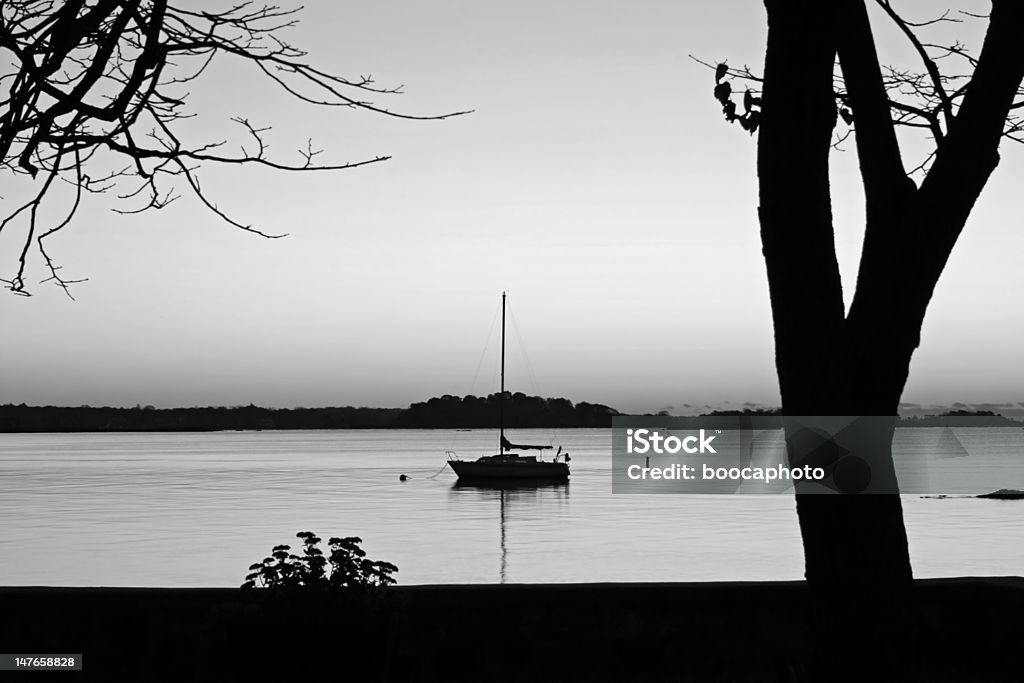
[500,435,551,451]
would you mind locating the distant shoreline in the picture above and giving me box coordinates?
[1,402,1016,433]
[0,394,621,432]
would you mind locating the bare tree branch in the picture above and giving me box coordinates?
[875,0,955,131]
[0,1,471,296]
[697,3,1024,177]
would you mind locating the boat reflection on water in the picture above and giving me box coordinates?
[449,480,569,583]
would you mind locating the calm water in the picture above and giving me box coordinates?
[0,428,1022,586]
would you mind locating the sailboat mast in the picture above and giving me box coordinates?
[499,291,506,454]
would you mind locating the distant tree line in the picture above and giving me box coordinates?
[2,401,1009,433]
[897,411,1021,427]
[700,408,782,417]
[397,393,620,428]
[656,408,1018,430]
[0,393,620,432]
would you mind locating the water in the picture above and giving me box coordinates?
[0,429,1022,586]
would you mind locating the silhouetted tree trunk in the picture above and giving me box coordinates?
[758,0,1024,677]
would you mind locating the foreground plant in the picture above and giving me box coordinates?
[242,531,398,589]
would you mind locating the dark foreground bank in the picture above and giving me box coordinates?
[2,579,1021,681]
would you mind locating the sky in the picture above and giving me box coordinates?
[0,0,1021,415]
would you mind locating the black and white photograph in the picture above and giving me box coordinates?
[2,1,1024,680]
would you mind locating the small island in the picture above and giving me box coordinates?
[0,393,621,432]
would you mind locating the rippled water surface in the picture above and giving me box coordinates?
[1,429,1022,586]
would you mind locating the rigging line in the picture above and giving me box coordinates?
[467,301,502,398]
[449,298,501,453]
[505,299,542,399]
[505,299,559,451]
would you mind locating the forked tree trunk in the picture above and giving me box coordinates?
[757,0,1024,678]
[759,5,912,677]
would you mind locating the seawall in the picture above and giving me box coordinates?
[2,578,1021,681]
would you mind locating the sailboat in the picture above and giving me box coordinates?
[447,293,571,482]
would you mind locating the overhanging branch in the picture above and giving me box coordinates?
[0,1,471,296]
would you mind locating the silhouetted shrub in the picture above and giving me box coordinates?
[241,531,398,589]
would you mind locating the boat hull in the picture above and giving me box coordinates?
[448,459,569,482]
